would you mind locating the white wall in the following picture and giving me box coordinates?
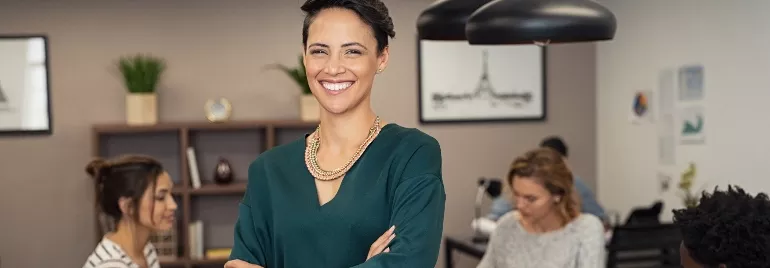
[597,0,770,221]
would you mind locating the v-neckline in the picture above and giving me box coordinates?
[303,123,394,209]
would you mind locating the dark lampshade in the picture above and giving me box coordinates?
[417,0,493,40]
[465,0,617,45]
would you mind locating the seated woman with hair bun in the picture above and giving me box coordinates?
[82,155,178,268]
[477,148,605,268]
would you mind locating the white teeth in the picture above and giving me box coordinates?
[322,82,353,91]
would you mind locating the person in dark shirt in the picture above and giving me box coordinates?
[225,0,446,267]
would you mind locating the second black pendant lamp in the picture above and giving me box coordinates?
[465,0,618,45]
[417,0,493,40]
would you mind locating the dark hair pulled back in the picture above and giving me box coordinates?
[87,155,164,224]
[301,0,396,55]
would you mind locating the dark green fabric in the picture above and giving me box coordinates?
[230,123,446,268]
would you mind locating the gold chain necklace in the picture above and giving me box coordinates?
[304,116,382,181]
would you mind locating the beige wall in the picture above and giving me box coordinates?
[0,1,596,267]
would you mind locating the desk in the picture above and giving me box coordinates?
[444,236,487,268]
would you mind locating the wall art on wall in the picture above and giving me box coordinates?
[630,90,653,124]
[417,40,546,124]
[657,68,677,165]
[0,34,52,136]
[658,115,676,164]
[678,64,704,102]
[679,105,705,144]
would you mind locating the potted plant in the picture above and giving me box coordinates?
[117,54,166,125]
[264,54,319,121]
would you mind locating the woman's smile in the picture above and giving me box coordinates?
[320,80,354,95]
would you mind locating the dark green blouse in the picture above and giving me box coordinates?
[229,123,446,268]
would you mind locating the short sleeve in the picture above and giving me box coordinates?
[229,159,271,266]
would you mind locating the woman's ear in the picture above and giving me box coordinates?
[376,46,390,74]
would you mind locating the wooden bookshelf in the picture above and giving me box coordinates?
[91,119,317,268]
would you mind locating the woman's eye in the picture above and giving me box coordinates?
[155,196,166,201]
[310,49,326,55]
[346,49,362,55]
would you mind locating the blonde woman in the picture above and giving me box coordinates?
[478,148,605,268]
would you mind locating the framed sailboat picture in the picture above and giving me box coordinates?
[416,39,546,124]
[0,34,53,135]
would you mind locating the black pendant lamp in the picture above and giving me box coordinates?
[465,0,617,45]
[417,0,493,40]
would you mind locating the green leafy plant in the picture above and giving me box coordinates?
[678,162,699,208]
[117,54,166,94]
[263,54,311,95]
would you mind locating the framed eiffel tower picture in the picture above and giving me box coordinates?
[0,34,53,136]
[417,39,546,124]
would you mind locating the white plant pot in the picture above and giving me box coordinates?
[299,94,320,122]
[126,93,158,125]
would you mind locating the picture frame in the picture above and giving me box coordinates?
[417,39,547,124]
[0,34,53,136]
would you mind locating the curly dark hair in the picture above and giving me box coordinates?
[301,0,396,54]
[672,185,770,267]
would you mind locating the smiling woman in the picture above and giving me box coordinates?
[82,155,178,268]
[225,1,446,268]
[301,0,394,115]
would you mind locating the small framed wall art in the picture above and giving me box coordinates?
[0,34,53,136]
[417,39,546,124]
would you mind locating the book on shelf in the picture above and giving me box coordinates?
[188,220,204,259]
[186,147,202,189]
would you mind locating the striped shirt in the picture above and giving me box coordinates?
[82,237,160,268]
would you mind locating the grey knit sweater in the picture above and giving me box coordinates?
[477,212,606,268]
